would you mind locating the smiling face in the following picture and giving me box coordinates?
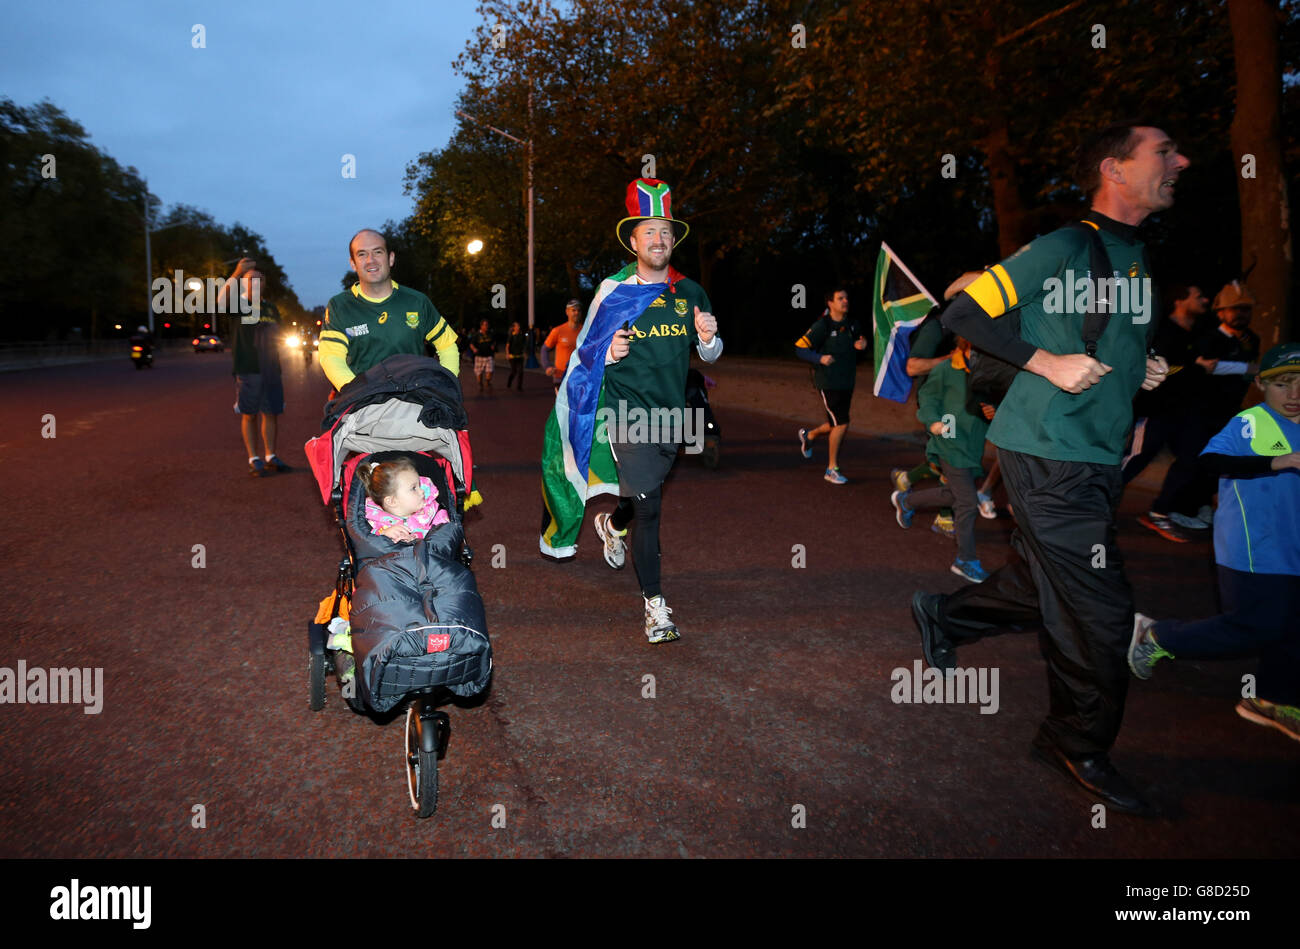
[382,468,425,518]
[629,219,675,271]
[350,230,393,285]
[1102,127,1189,214]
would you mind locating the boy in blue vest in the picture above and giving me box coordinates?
[1129,342,1300,743]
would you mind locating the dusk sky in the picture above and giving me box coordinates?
[3,0,488,308]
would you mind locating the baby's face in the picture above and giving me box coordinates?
[383,470,424,517]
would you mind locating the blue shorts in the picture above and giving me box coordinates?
[235,374,284,415]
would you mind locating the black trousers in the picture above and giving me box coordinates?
[506,356,524,389]
[938,447,1134,758]
[1122,410,1215,515]
[1155,566,1300,706]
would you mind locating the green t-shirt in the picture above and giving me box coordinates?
[231,299,282,376]
[964,220,1153,464]
[800,314,865,390]
[603,275,712,416]
[917,356,989,472]
[321,281,453,376]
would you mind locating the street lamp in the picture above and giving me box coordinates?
[456,103,538,367]
[467,239,484,255]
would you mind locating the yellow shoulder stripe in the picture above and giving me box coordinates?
[319,329,349,344]
[965,271,1008,317]
[795,335,813,349]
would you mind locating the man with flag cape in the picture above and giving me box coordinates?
[871,241,939,404]
[539,177,722,644]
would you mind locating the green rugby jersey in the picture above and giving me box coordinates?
[231,298,282,376]
[319,281,456,389]
[797,314,865,390]
[604,275,712,417]
[963,214,1154,465]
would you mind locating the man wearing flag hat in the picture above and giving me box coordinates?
[539,178,722,644]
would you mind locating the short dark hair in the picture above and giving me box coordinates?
[825,286,848,304]
[349,228,388,260]
[1074,122,1158,197]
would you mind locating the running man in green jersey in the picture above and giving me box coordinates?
[318,228,460,392]
[912,124,1184,817]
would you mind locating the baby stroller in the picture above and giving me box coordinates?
[303,355,492,818]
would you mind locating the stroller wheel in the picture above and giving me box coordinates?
[405,705,439,818]
[308,653,326,711]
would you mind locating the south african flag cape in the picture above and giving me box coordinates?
[539,263,681,557]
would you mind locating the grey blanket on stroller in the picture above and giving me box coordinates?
[346,457,491,713]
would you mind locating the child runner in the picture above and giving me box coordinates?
[1129,343,1300,742]
[891,338,991,582]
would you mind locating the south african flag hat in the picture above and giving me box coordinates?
[616,177,690,253]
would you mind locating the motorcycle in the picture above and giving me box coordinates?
[130,337,154,370]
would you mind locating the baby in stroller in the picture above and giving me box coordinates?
[360,457,451,542]
[335,447,491,714]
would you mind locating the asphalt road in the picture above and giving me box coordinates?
[1,350,1296,858]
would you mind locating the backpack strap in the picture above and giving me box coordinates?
[1065,221,1113,358]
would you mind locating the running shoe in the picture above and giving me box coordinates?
[797,428,813,459]
[890,490,914,528]
[931,513,956,538]
[1235,697,1300,743]
[1167,511,1209,531]
[1138,512,1188,543]
[824,467,847,484]
[1127,612,1172,679]
[1196,505,1215,526]
[950,558,989,583]
[249,458,267,478]
[644,595,680,644]
[265,455,292,473]
[977,491,997,520]
[593,511,627,570]
[890,467,911,493]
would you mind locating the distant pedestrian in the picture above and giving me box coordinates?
[794,288,867,484]
[1198,281,1262,432]
[1129,343,1300,745]
[544,300,583,393]
[506,321,528,391]
[470,319,497,394]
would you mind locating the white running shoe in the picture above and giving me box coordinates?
[1168,511,1209,531]
[644,595,680,644]
[593,512,626,569]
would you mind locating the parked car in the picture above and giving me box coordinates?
[193,334,224,353]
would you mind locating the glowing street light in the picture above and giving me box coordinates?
[467,239,484,255]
